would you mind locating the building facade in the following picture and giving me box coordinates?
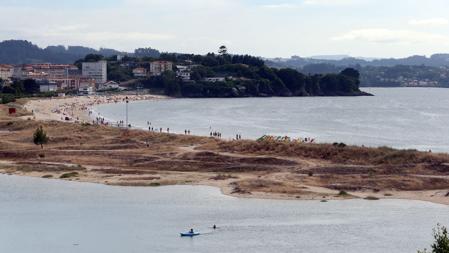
[150,61,173,76]
[133,67,148,78]
[82,61,107,84]
[0,64,13,80]
[176,65,191,81]
[38,80,58,93]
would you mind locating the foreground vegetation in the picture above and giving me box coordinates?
[419,225,449,253]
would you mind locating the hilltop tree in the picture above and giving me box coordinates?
[33,126,49,149]
[219,45,228,56]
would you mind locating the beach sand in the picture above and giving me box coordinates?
[24,94,167,124]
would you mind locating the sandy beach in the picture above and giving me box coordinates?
[0,96,448,206]
[24,94,167,124]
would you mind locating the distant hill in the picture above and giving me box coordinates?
[0,40,160,64]
[266,54,449,68]
[266,56,449,88]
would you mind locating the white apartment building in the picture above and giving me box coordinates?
[82,61,107,84]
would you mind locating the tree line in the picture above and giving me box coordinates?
[141,53,367,98]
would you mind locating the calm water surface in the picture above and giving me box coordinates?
[94,88,449,152]
[0,175,448,253]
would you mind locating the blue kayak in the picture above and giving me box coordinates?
[180,232,200,237]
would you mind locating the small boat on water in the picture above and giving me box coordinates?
[180,232,200,237]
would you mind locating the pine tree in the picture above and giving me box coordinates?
[218,45,228,56]
[33,126,49,149]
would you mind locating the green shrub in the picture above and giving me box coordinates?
[338,190,349,196]
[0,94,16,104]
[60,172,79,179]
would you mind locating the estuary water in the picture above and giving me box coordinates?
[0,174,448,253]
[94,88,449,152]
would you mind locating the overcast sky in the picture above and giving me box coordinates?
[1,0,449,58]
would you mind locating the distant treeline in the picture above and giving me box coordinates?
[0,40,160,64]
[142,53,368,98]
[267,62,449,88]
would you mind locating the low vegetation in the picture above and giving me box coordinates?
[60,172,79,179]
[364,196,380,200]
[419,225,449,253]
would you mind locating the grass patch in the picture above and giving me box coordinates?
[60,172,79,179]
[42,174,53,178]
[149,182,161,187]
[364,196,380,200]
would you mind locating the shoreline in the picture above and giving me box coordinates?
[0,95,447,206]
[23,93,168,124]
[1,172,448,207]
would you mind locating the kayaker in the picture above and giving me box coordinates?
[213,224,217,230]
[190,228,194,234]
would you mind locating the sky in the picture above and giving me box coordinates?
[1,0,449,58]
